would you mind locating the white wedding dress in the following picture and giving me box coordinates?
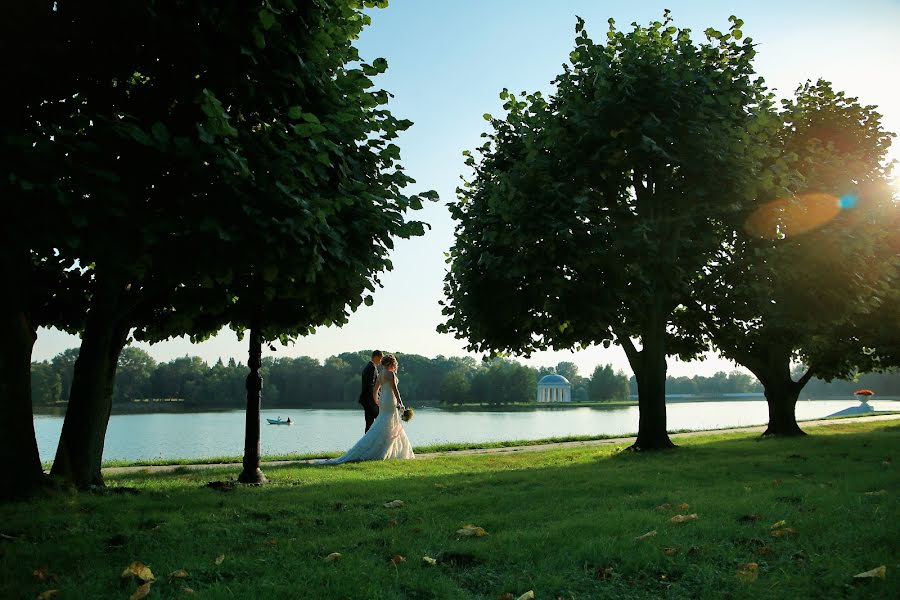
[316,370,415,464]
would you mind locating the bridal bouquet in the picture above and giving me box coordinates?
[398,404,414,422]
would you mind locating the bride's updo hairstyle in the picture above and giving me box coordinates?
[381,353,398,369]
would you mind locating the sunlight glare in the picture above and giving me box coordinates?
[744,192,846,239]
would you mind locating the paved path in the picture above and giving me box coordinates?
[102,414,900,476]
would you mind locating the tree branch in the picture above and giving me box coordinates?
[796,364,817,388]
[613,327,640,371]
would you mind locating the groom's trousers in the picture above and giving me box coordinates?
[363,403,379,433]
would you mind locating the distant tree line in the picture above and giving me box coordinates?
[33,347,899,411]
[629,371,763,396]
[794,368,900,398]
[30,348,635,409]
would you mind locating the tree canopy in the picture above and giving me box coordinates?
[687,80,899,435]
[3,0,433,489]
[440,13,777,448]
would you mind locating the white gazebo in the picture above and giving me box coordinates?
[536,374,572,403]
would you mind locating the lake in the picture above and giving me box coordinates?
[32,399,900,462]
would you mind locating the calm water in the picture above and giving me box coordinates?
[33,399,900,462]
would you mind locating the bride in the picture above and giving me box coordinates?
[317,353,415,464]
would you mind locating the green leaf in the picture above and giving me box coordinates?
[258,9,276,30]
[288,106,302,120]
[151,122,169,144]
[252,27,266,49]
[372,57,388,73]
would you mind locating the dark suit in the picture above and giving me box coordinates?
[359,361,379,432]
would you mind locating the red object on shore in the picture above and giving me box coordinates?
[854,389,874,396]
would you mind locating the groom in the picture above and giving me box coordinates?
[359,350,383,432]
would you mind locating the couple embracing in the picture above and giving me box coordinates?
[318,351,414,465]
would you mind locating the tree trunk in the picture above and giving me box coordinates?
[749,347,806,437]
[238,325,266,484]
[629,303,676,450]
[762,382,804,436]
[50,285,129,488]
[0,307,44,499]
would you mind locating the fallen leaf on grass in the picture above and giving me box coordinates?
[323,552,342,563]
[517,592,535,600]
[594,565,615,579]
[770,527,796,538]
[635,530,657,541]
[457,524,489,537]
[36,591,59,600]
[737,562,759,583]
[182,588,195,594]
[32,566,57,582]
[677,503,690,510]
[390,554,406,566]
[655,503,671,511]
[167,569,189,579]
[864,490,887,496]
[499,594,515,600]
[383,500,404,508]
[422,556,437,566]
[737,514,762,524]
[130,582,153,600]
[687,545,700,556]
[663,547,678,556]
[121,562,155,582]
[670,514,698,524]
[214,554,225,565]
[853,565,886,579]
[769,521,796,538]
[265,539,278,546]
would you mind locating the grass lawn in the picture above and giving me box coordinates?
[4,420,898,599]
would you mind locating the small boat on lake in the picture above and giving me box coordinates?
[267,417,293,425]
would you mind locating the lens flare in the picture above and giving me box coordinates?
[838,194,859,209]
[744,193,844,239]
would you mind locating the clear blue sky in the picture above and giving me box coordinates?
[34,0,900,378]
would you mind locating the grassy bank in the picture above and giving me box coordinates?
[6,419,899,599]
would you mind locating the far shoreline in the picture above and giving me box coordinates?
[31,395,898,416]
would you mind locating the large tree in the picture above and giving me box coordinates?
[687,80,898,435]
[2,0,429,489]
[440,14,776,449]
[0,1,90,498]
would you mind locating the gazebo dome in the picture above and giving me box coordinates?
[536,373,572,402]
[538,374,570,386]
